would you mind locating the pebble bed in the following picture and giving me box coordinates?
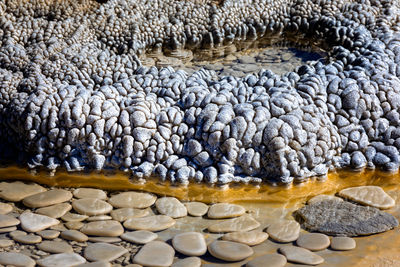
[0,180,398,266]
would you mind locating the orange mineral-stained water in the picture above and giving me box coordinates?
[0,165,399,205]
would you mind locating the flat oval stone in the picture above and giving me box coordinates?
[246,254,287,267]
[121,230,158,244]
[124,215,176,231]
[73,188,107,200]
[13,233,42,244]
[338,186,395,209]
[156,197,187,218]
[0,214,20,228]
[208,240,253,262]
[172,232,207,256]
[0,252,35,267]
[88,236,122,243]
[51,223,67,231]
[207,203,246,219]
[330,237,356,250]
[0,239,14,248]
[61,230,89,242]
[9,230,26,238]
[19,212,60,232]
[307,195,343,205]
[222,230,269,246]
[0,182,46,202]
[84,242,128,262]
[37,240,73,253]
[109,192,157,209]
[133,241,175,267]
[111,208,149,222]
[87,215,112,221]
[76,261,111,267]
[267,220,300,242]
[0,226,17,233]
[208,215,260,233]
[279,246,324,265]
[62,212,89,222]
[37,253,86,267]
[36,203,72,218]
[0,203,13,214]
[72,198,113,216]
[65,221,84,230]
[23,189,72,208]
[172,257,201,267]
[294,199,399,236]
[296,233,330,251]
[184,202,209,217]
[38,230,60,239]
[80,220,124,237]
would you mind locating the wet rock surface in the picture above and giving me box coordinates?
[279,246,324,265]
[121,230,158,244]
[156,197,187,218]
[338,186,396,209]
[295,199,399,236]
[246,254,287,267]
[208,215,261,233]
[0,252,36,267]
[330,236,357,251]
[172,232,207,256]
[133,241,175,267]
[296,233,330,251]
[267,220,301,243]
[123,215,176,231]
[207,203,246,219]
[208,240,254,262]
[222,230,269,246]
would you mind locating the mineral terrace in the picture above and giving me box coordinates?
[1,0,400,184]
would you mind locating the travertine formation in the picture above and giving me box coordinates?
[1,0,400,184]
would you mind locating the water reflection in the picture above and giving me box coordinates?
[140,34,327,76]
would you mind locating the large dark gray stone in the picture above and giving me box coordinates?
[294,199,399,237]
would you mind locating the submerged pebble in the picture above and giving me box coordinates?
[208,240,254,262]
[267,220,300,243]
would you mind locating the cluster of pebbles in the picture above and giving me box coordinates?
[1,0,400,185]
[0,181,397,266]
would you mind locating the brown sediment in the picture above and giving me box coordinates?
[0,166,399,205]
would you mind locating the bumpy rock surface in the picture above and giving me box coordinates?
[1,0,400,185]
[294,199,399,236]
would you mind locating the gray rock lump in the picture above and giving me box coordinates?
[294,199,399,236]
